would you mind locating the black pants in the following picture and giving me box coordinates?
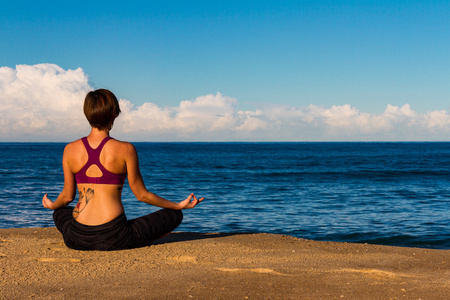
[53,207,183,251]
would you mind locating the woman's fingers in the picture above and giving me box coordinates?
[179,193,204,209]
[42,194,52,209]
[190,194,204,207]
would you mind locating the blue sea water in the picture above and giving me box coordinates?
[0,142,449,249]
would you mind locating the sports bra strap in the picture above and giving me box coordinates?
[75,137,126,185]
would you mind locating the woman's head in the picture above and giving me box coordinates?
[84,89,121,131]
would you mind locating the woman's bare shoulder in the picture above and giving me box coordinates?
[109,138,132,147]
[64,139,84,153]
[109,138,137,154]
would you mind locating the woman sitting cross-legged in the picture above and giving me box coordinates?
[42,89,203,251]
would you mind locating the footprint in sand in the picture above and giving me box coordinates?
[36,258,81,263]
[167,255,197,263]
[341,268,414,279]
[216,267,292,276]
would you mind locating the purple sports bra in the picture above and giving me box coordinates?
[75,137,126,185]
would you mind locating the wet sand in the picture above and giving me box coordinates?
[1,227,448,299]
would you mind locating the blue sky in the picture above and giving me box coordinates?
[1,0,449,141]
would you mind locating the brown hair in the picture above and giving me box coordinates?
[83,89,121,131]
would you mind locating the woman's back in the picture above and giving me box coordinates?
[68,136,127,225]
[43,88,203,250]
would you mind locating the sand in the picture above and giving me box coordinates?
[0,228,448,299]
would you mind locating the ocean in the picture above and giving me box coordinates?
[0,142,448,249]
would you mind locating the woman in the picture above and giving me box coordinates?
[42,89,203,250]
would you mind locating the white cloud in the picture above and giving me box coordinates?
[0,64,91,141]
[1,63,449,141]
[114,97,450,141]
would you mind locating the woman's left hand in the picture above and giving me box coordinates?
[178,193,204,209]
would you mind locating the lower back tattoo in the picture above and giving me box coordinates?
[73,187,94,219]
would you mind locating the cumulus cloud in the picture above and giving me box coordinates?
[114,93,270,140]
[0,64,91,141]
[1,63,449,142]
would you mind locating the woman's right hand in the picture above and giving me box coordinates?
[178,193,204,209]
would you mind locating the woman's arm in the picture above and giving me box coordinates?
[42,144,77,210]
[125,143,203,210]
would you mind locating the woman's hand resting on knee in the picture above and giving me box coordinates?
[177,193,204,209]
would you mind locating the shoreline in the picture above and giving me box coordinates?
[2,226,447,250]
[1,227,449,299]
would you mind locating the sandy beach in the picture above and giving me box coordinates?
[0,228,448,299]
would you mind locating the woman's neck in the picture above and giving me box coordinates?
[87,128,110,140]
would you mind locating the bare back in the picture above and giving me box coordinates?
[66,136,128,225]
